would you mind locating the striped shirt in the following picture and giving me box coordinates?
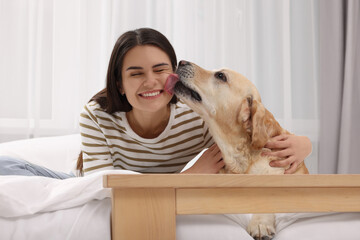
[79,101,214,175]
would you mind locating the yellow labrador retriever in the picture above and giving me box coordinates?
[167,60,309,240]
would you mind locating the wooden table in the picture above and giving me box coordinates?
[103,174,360,240]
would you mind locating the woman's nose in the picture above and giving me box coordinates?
[143,72,158,87]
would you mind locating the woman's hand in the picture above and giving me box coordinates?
[262,134,312,174]
[182,144,224,174]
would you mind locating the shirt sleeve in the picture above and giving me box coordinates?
[79,102,115,175]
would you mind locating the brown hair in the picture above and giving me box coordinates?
[77,28,178,175]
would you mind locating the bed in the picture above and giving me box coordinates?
[0,134,359,240]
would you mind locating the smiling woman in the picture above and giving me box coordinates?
[77,28,224,176]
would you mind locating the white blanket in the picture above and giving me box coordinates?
[0,170,138,218]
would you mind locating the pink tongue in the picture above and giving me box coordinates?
[164,74,179,95]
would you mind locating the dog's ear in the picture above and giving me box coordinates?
[238,96,253,134]
[250,100,282,150]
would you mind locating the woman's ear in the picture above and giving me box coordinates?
[116,81,125,95]
[250,100,282,150]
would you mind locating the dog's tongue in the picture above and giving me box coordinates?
[164,74,179,95]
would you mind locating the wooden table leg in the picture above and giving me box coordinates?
[111,188,176,240]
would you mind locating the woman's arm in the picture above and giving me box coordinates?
[181,144,224,174]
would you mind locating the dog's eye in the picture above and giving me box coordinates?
[214,72,227,82]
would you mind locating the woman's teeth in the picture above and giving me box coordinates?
[141,91,161,97]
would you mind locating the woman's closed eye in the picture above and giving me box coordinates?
[154,68,171,74]
[130,72,143,77]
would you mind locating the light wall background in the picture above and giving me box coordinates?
[0,0,319,173]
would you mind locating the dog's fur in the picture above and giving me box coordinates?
[174,61,308,240]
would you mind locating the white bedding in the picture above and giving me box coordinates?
[1,170,359,240]
[0,170,254,240]
[0,170,134,218]
[0,135,359,240]
[0,199,112,240]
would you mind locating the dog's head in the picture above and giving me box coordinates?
[174,60,283,150]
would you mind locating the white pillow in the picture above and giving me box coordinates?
[0,134,81,174]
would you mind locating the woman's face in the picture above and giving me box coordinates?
[121,45,174,114]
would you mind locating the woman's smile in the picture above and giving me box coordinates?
[139,90,164,99]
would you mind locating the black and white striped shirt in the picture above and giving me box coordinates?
[79,101,214,175]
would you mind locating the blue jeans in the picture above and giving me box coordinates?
[0,156,75,179]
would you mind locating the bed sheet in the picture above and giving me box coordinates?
[0,199,112,240]
[275,212,360,240]
[227,212,360,240]
[1,170,359,240]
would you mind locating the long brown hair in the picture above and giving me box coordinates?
[77,28,178,175]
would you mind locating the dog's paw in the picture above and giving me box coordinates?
[247,224,275,240]
[247,214,275,240]
[254,236,275,240]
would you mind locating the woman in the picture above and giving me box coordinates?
[0,28,311,178]
[78,27,311,176]
[78,28,224,176]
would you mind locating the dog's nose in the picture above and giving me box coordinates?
[178,60,190,66]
